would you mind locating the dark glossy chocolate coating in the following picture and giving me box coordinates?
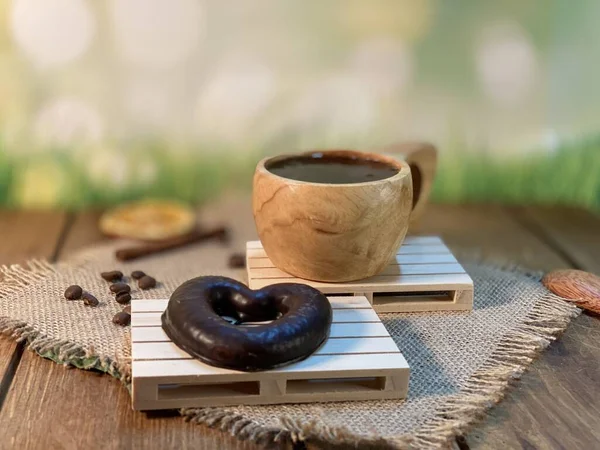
[161,276,332,372]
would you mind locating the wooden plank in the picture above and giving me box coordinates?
[246,243,451,259]
[132,308,380,328]
[464,313,600,450]
[59,210,108,257]
[133,321,391,343]
[513,206,600,274]
[250,272,473,292]
[1,351,262,449]
[251,262,466,279]
[0,341,18,382]
[424,205,600,450]
[0,211,67,414]
[0,211,67,266]
[133,336,401,361]
[248,252,459,268]
[0,341,20,410]
[134,352,409,381]
[246,235,444,249]
[413,204,570,272]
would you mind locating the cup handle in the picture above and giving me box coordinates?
[380,142,438,228]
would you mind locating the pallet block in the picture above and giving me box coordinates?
[246,236,474,313]
[131,296,410,410]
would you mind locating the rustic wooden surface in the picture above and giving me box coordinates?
[0,203,599,450]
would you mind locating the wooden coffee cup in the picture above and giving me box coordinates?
[253,144,437,282]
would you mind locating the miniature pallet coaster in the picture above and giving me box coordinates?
[131,296,410,410]
[246,236,474,313]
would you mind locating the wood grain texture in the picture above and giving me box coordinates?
[0,341,17,380]
[59,210,107,257]
[253,150,413,282]
[0,210,67,410]
[413,204,570,272]
[0,211,67,266]
[0,341,20,410]
[1,204,599,450]
[380,141,438,227]
[442,206,600,450]
[514,206,600,275]
[464,313,600,450]
[0,353,268,450]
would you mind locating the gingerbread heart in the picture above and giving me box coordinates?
[161,276,333,372]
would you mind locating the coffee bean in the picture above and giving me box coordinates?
[123,305,131,314]
[101,270,123,282]
[112,311,131,326]
[110,282,131,294]
[64,285,83,300]
[82,292,99,307]
[228,253,246,269]
[131,270,146,280]
[138,275,157,290]
[115,292,131,304]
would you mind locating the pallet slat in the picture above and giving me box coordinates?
[245,235,443,249]
[249,273,473,292]
[252,262,466,279]
[246,244,450,259]
[134,351,409,379]
[133,336,401,361]
[248,252,459,268]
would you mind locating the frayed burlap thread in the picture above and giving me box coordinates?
[0,203,580,450]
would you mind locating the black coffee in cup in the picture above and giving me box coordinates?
[267,153,399,184]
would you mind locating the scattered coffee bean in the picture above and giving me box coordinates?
[131,270,146,280]
[101,270,123,282]
[228,253,246,269]
[115,291,132,305]
[138,275,157,290]
[123,305,131,314]
[82,292,99,307]
[110,282,131,294]
[64,285,83,300]
[112,311,131,326]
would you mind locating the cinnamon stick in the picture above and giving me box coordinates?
[115,226,228,262]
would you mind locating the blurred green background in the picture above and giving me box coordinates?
[0,0,598,210]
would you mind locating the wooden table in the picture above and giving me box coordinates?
[1,204,599,450]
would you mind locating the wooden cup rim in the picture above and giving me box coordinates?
[256,149,411,187]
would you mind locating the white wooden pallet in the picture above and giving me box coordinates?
[131,296,410,410]
[246,236,474,313]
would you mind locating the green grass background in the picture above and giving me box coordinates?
[0,134,598,211]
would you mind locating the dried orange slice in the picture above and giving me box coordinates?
[100,200,196,242]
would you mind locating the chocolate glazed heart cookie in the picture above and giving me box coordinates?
[161,276,333,372]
